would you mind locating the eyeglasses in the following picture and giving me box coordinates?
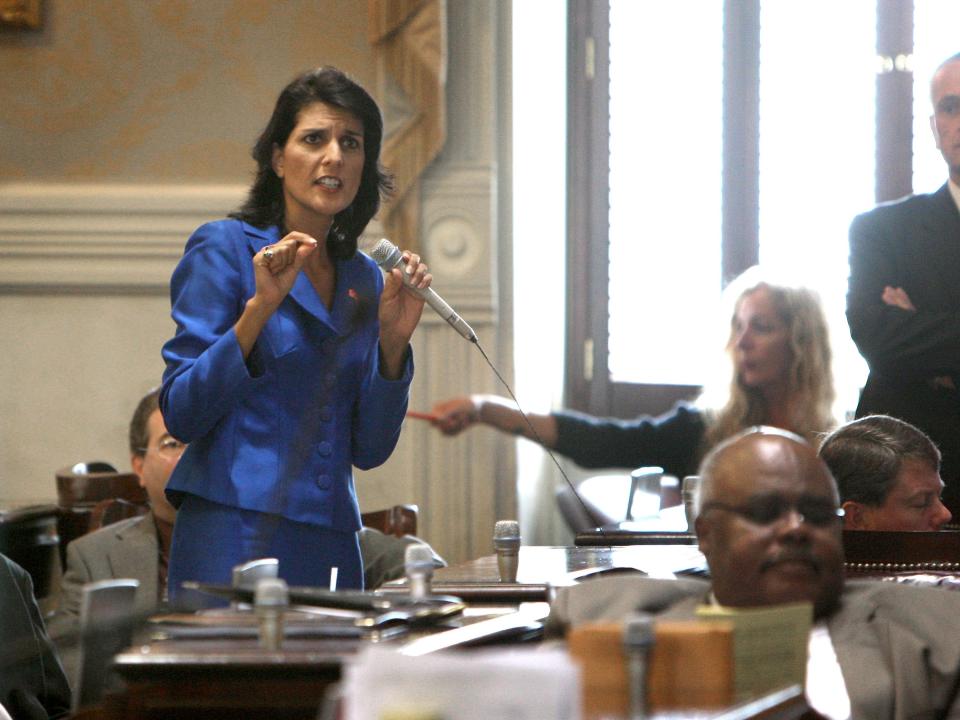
[137,438,187,459]
[701,496,844,527]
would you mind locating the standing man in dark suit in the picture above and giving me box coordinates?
[847,51,960,516]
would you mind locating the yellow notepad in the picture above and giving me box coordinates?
[695,601,812,700]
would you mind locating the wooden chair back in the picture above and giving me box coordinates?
[55,462,148,567]
[360,504,418,537]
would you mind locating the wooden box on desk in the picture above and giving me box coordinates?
[568,620,735,718]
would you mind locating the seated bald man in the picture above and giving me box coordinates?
[818,414,952,531]
[550,427,960,719]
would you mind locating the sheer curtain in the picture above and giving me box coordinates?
[513,0,568,544]
[607,0,723,386]
[757,1,875,420]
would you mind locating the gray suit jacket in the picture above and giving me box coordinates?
[358,527,446,590]
[48,512,160,687]
[550,576,960,720]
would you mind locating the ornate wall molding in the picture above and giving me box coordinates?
[368,0,447,253]
[0,183,245,293]
[419,163,497,315]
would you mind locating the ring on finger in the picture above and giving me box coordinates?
[263,248,275,260]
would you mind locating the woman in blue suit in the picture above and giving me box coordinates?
[159,67,431,606]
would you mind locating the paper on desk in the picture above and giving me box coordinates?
[695,600,812,701]
[341,645,581,720]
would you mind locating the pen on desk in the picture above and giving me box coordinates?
[406,410,440,422]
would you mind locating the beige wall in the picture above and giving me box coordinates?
[0,0,373,182]
[0,1,515,565]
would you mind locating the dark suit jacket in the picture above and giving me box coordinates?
[0,553,70,719]
[550,575,960,720]
[847,183,960,507]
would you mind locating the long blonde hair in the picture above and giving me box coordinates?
[699,267,837,451]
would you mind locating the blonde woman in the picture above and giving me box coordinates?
[429,267,837,479]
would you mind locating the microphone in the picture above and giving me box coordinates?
[369,238,478,343]
[404,543,436,600]
[254,577,288,651]
[623,612,656,719]
[493,520,521,583]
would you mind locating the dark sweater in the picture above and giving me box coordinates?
[552,403,707,479]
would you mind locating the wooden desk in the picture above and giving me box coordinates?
[110,635,356,720]
[377,544,707,604]
[438,543,705,582]
[100,545,735,720]
[575,505,696,546]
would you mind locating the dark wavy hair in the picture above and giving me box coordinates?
[230,66,394,261]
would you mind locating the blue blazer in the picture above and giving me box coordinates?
[160,220,412,532]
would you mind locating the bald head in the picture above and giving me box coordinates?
[695,428,845,619]
[699,427,840,508]
[930,53,960,184]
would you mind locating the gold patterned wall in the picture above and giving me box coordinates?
[0,0,374,182]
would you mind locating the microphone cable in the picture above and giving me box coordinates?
[371,237,610,544]
[469,338,611,546]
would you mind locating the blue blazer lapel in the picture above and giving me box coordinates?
[240,222,341,331]
[289,254,377,337]
[289,271,338,329]
[241,222,278,255]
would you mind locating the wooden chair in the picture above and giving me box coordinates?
[55,462,148,567]
[87,498,150,532]
[0,502,61,604]
[843,529,960,578]
[360,504,418,537]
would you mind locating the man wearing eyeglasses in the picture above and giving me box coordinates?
[550,427,960,719]
[49,388,179,685]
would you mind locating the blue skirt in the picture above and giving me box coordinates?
[167,493,362,609]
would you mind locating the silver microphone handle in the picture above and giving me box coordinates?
[370,239,478,342]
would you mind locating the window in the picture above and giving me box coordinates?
[607,1,723,388]
[566,0,958,419]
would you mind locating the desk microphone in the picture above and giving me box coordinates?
[405,543,436,600]
[623,612,656,719]
[493,520,521,583]
[369,238,478,343]
[254,577,288,651]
